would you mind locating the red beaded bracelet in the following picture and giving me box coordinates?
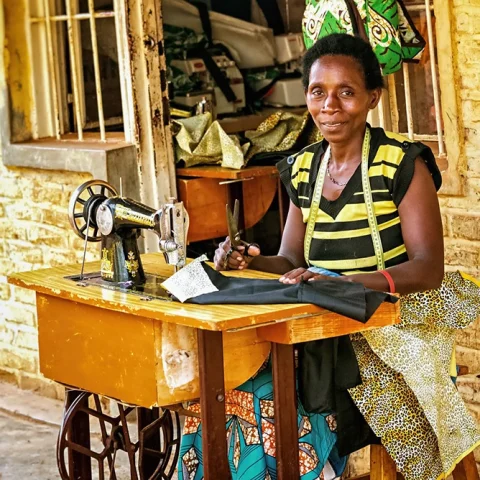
[378,270,396,294]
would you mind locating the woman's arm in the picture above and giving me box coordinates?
[249,201,307,274]
[339,157,444,294]
[279,158,444,294]
[214,201,307,274]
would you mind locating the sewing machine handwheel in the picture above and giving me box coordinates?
[68,180,118,242]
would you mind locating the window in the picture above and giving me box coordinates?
[3,0,177,214]
[375,1,445,169]
[27,0,127,141]
[370,0,464,194]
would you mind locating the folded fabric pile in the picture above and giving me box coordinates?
[172,111,322,169]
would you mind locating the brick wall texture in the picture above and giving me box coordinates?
[443,0,480,378]
[0,159,96,398]
[0,0,480,474]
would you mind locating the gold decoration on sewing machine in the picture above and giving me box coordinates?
[125,251,139,278]
[101,248,114,279]
[115,204,155,227]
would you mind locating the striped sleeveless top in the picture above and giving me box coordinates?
[277,127,441,275]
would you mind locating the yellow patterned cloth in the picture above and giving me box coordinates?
[349,272,480,480]
[173,113,248,169]
[172,111,320,169]
[244,111,317,161]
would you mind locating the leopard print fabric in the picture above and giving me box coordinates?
[348,272,480,480]
[399,271,480,329]
[349,335,444,479]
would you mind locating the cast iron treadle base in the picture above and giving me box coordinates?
[57,391,180,480]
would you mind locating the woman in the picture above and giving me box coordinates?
[178,34,480,480]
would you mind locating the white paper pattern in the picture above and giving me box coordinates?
[161,255,218,302]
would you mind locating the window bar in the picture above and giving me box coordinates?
[30,12,116,23]
[87,0,106,141]
[387,75,399,133]
[376,95,386,130]
[424,0,445,155]
[402,63,414,140]
[412,133,441,142]
[42,0,62,139]
[113,0,132,142]
[65,0,83,140]
[408,4,434,12]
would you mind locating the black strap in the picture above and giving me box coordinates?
[189,46,237,103]
[188,1,237,103]
[211,0,285,35]
[256,0,285,35]
[344,0,368,42]
[190,1,213,46]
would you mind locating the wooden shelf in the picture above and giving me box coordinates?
[176,164,279,179]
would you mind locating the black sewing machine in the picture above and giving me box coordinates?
[67,180,189,296]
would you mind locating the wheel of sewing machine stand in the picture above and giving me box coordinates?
[56,390,181,480]
[68,179,118,242]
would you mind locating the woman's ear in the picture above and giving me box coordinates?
[369,88,383,110]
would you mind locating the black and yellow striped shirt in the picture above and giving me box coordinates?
[277,127,441,275]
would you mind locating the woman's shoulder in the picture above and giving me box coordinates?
[276,140,325,175]
[371,127,431,161]
[373,128,412,146]
[370,127,442,193]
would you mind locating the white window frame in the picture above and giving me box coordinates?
[26,0,133,142]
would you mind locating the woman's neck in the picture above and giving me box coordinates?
[328,127,366,166]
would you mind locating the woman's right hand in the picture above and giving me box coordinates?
[214,237,261,271]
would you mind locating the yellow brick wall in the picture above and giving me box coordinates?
[443,0,480,376]
[0,160,97,398]
[0,3,98,398]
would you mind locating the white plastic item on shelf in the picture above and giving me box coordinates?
[162,0,276,69]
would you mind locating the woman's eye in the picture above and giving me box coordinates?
[312,89,324,96]
[341,90,354,97]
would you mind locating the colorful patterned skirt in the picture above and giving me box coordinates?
[177,364,347,480]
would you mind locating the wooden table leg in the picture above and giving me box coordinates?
[137,407,160,479]
[370,444,397,480]
[272,342,299,479]
[198,329,231,480]
[452,452,480,480]
[66,390,92,480]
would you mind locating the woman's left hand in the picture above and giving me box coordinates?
[278,267,331,284]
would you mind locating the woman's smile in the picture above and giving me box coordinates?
[320,121,347,130]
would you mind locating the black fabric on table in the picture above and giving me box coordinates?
[185,263,394,455]
[188,263,396,323]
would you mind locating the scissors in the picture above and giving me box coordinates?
[225,200,259,267]
[226,199,243,249]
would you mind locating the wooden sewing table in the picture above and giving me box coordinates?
[8,253,399,480]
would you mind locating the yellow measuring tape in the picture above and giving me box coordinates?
[304,128,386,270]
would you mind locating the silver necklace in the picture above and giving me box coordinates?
[326,158,348,187]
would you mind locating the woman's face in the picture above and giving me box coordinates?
[305,55,381,144]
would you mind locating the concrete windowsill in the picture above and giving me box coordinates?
[2,133,141,199]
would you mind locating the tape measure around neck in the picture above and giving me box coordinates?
[304,145,330,266]
[304,128,385,270]
[360,129,385,270]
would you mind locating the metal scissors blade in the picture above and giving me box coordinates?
[226,199,241,248]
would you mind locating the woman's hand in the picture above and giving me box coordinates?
[278,268,333,284]
[214,237,261,271]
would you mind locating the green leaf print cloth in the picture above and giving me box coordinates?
[302,0,426,75]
